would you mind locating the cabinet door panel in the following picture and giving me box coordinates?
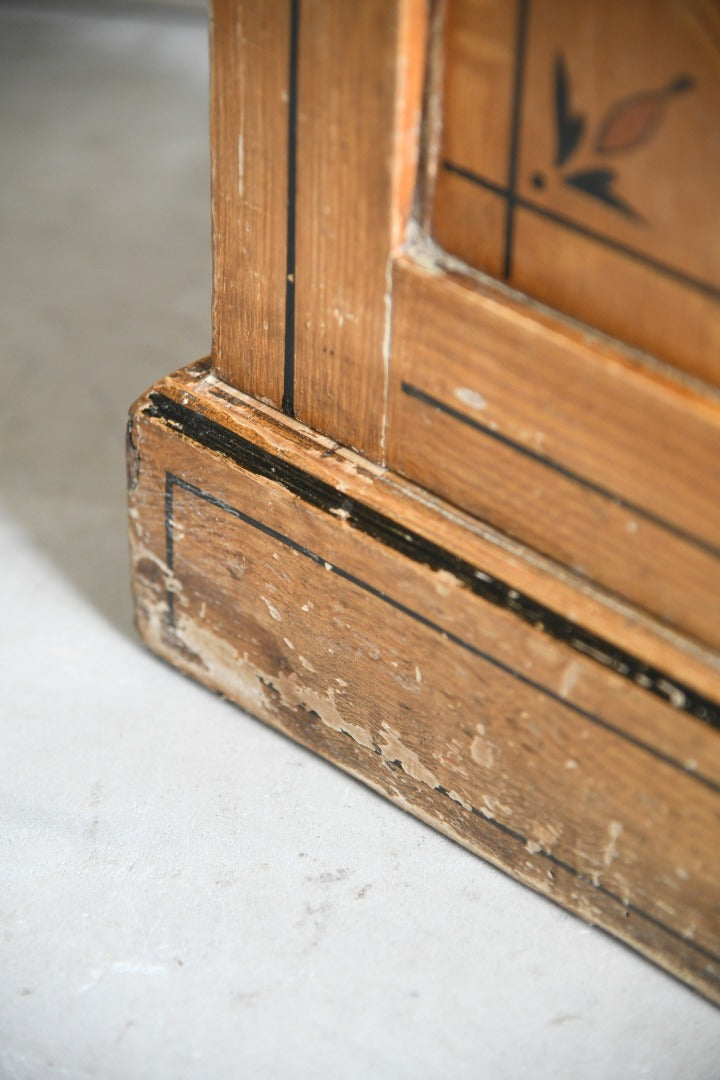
[431,0,720,385]
[386,258,720,649]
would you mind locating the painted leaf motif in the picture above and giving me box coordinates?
[596,76,694,154]
[554,55,585,165]
[564,168,640,219]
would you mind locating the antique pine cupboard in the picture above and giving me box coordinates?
[128,0,720,1001]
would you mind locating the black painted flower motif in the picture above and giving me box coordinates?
[538,55,694,220]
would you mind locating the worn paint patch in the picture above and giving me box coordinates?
[433,568,460,597]
[526,822,563,855]
[470,724,495,769]
[604,821,624,867]
[261,595,282,622]
[559,660,583,699]
[378,723,439,789]
[454,387,487,411]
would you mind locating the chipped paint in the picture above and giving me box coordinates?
[559,660,583,699]
[529,822,563,855]
[261,595,282,622]
[444,789,473,812]
[128,377,720,1003]
[380,254,394,464]
[433,568,460,597]
[657,679,687,709]
[470,724,495,769]
[332,306,355,328]
[604,821,624,867]
[378,723,439,789]
[454,387,487,411]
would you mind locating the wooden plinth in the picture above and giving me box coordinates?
[127,360,720,1004]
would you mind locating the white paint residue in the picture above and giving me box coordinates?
[178,621,271,716]
[261,596,282,622]
[604,821,623,867]
[530,823,562,856]
[470,725,495,769]
[433,569,459,597]
[445,789,473,812]
[559,660,582,699]
[379,723,439,789]
[338,721,375,751]
[657,679,687,709]
[332,306,355,327]
[379,254,393,463]
[455,387,487,411]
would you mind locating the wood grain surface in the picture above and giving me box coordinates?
[210,0,290,405]
[293,0,426,456]
[210,0,427,453]
[386,257,720,650]
[432,0,720,385]
[128,362,720,1004]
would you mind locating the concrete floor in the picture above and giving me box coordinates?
[1,4,718,1077]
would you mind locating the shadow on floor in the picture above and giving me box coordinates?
[0,5,211,634]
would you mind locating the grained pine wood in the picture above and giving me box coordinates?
[432,0,720,384]
[128,363,720,1004]
[131,0,720,1005]
[386,257,720,650]
[293,0,427,456]
[210,0,289,405]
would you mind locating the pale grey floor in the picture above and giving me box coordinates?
[1,5,718,1078]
